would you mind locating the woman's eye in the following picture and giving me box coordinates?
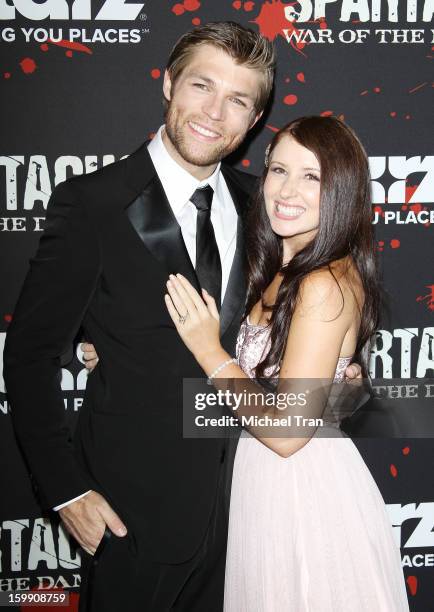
[271,166,285,174]
[306,173,320,181]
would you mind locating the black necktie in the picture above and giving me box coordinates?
[190,185,222,309]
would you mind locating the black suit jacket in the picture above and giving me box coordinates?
[4,143,257,563]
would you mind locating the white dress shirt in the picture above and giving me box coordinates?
[147,125,238,298]
[54,125,239,511]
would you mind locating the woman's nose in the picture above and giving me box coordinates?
[280,178,297,199]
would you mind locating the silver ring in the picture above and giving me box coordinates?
[178,312,189,324]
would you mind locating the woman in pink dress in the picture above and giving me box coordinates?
[167,116,409,610]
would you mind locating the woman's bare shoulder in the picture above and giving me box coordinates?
[297,258,363,321]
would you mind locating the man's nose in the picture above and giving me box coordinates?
[202,94,225,121]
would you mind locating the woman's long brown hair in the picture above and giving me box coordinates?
[245,116,380,377]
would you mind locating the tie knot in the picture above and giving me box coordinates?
[190,185,214,212]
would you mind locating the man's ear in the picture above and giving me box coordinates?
[249,110,263,131]
[163,69,172,103]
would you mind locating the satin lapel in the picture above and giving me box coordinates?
[124,145,200,291]
[219,168,248,337]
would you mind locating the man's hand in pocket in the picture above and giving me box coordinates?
[59,490,127,555]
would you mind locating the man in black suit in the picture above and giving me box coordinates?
[4,22,275,612]
[5,20,363,611]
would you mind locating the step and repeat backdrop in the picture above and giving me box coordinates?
[1,1,433,610]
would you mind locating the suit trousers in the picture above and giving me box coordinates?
[78,460,229,612]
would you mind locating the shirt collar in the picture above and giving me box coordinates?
[147,125,221,214]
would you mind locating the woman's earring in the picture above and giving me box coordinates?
[264,144,271,168]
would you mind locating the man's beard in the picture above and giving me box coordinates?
[165,107,245,167]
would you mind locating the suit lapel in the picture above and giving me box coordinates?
[124,143,200,292]
[123,145,250,336]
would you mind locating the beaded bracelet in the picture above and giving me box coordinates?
[207,358,237,385]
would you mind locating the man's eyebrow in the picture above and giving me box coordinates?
[231,90,254,100]
[188,73,254,100]
[189,73,215,85]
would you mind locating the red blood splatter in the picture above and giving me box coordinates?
[373,86,381,93]
[266,124,280,133]
[360,90,368,96]
[151,68,161,79]
[296,72,305,82]
[4,314,12,323]
[405,184,418,203]
[253,0,286,40]
[19,58,37,74]
[417,285,434,310]
[405,185,422,203]
[406,575,418,596]
[390,464,397,477]
[374,205,385,217]
[390,239,400,249]
[284,94,298,105]
[232,0,242,8]
[410,203,422,214]
[402,446,410,455]
[192,17,201,25]
[319,18,328,29]
[401,205,408,210]
[48,39,92,55]
[244,1,255,10]
[40,43,49,52]
[242,159,251,167]
[184,0,201,10]
[65,50,73,58]
[320,110,333,117]
[252,0,306,56]
[390,111,396,117]
[172,3,185,15]
[4,72,11,79]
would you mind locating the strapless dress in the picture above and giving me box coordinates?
[223,317,409,611]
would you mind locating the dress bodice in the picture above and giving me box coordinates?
[236,316,351,383]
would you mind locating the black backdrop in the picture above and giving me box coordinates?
[1,1,433,610]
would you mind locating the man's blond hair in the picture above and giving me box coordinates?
[165,21,275,114]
